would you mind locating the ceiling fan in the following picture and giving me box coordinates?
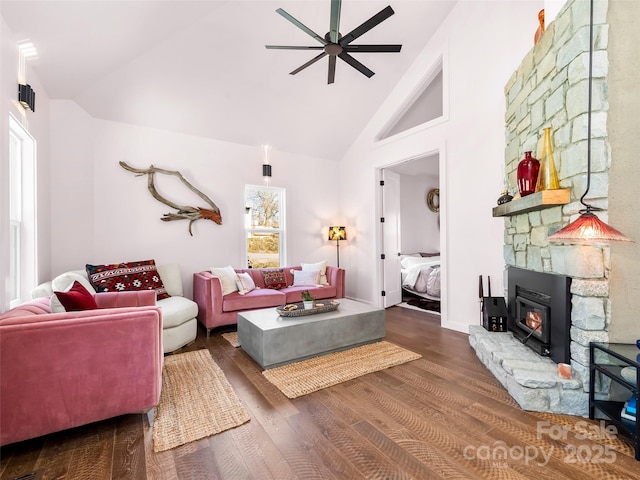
[266,0,401,84]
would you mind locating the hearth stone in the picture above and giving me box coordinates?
[469,325,588,416]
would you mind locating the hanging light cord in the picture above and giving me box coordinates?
[580,0,599,216]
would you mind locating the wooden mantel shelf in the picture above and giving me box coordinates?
[492,189,571,217]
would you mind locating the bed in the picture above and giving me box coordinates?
[400,254,441,301]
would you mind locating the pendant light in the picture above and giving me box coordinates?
[548,0,632,244]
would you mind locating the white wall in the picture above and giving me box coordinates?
[399,174,439,254]
[0,15,51,311]
[47,102,341,298]
[340,0,543,332]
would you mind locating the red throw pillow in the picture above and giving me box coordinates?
[262,268,287,289]
[55,281,99,311]
[86,259,170,300]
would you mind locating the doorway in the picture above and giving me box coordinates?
[379,153,443,320]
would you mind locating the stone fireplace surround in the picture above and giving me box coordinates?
[470,0,640,417]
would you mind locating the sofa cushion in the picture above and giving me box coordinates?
[261,268,287,289]
[158,296,198,329]
[301,260,328,285]
[52,281,99,312]
[292,269,321,286]
[282,285,337,303]
[86,260,170,300]
[222,289,285,312]
[235,272,256,295]
[156,263,184,297]
[52,271,96,296]
[210,266,239,296]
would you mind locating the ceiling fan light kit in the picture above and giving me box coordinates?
[266,0,402,84]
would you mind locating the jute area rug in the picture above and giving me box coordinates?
[262,341,421,399]
[152,349,250,452]
[222,331,240,347]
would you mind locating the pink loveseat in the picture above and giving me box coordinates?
[0,291,163,446]
[193,265,345,334]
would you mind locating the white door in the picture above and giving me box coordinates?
[381,170,402,307]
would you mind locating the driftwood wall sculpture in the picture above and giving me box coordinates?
[119,161,222,236]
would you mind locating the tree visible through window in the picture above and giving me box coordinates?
[245,185,285,268]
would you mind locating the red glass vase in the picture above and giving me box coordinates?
[517,151,539,196]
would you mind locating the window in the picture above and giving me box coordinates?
[9,115,37,308]
[245,185,285,268]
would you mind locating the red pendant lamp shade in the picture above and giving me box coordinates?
[548,0,632,244]
[548,210,632,244]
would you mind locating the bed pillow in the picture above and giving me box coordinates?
[51,280,99,312]
[301,260,328,285]
[211,266,239,296]
[292,269,321,286]
[235,272,256,295]
[400,256,433,269]
[86,259,170,300]
[262,269,287,289]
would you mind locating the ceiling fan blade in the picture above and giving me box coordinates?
[328,55,337,84]
[338,52,374,78]
[343,44,402,53]
[290,52,328,75]
[276,8,327,46]
[340,5,395,46]
[329,0,342,44]
[266,45,325,50]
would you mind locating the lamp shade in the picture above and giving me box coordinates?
[548,211,633,244]
[328,226,346,241]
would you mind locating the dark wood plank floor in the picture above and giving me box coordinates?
[2,306,639,479]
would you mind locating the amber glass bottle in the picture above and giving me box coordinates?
[536,127,560,191]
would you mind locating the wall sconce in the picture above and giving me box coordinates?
[548,0,632,244]
[18,83,35,112]
[328,226,347,267]
[262,144,272,181]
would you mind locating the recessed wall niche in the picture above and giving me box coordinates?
[376,57,444,141]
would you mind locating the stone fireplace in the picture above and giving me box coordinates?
[470,0,640,416]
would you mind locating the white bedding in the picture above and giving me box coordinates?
[401,256,441,300]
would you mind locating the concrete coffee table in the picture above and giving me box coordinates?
[237,298,385,369]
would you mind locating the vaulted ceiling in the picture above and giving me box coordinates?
[2,1,456,159]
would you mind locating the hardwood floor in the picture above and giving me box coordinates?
[2,306,639,479]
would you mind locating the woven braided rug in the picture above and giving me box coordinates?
[262,341,421,399]
[153,349,249,452]
[221,331,240,348]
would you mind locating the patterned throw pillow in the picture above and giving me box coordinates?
[86,259,170,300]
[262,269,287,289]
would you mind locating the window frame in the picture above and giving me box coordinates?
[9,114,37,308]
[244,184,286,268]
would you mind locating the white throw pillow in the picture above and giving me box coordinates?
[301,260,328,285]
[210,266,239,296]
[51,271,96,295]
[292,270,321,286]
[235,272,256,295]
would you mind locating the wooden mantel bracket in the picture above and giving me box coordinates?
[119,161,222,236]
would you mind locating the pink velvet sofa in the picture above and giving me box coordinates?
[0,291,163,446]
[193,265,345,334]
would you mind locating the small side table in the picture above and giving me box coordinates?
[589,342,640,460]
